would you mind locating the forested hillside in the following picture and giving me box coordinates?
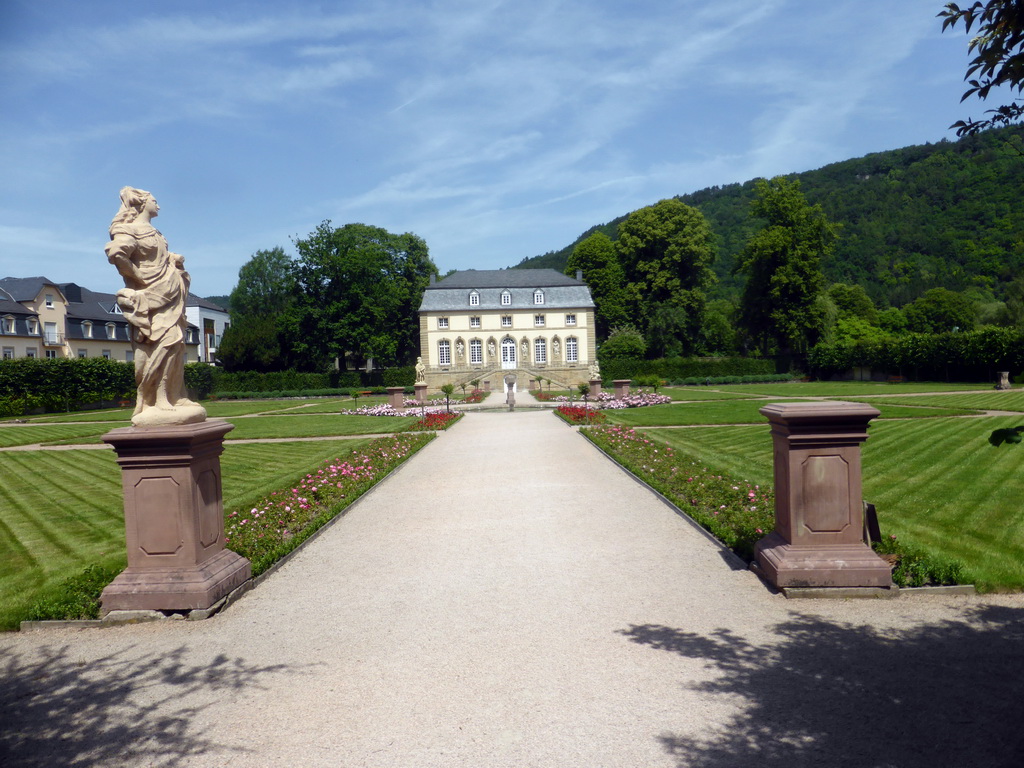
[515,125,1024,308]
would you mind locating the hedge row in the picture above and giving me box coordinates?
[808,327,1024,380]
[211,366,417,393]
[599,356,776,381]
[0,358,214,416]
[215,386,414,400]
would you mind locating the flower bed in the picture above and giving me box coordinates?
[225,432,433,575]
[555,405,607,424]
[583,425,965,584]
[550,391,672,408]
[409,412,462,431]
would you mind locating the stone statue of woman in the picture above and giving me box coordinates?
[105,187,206,427]
[415,356,426,383]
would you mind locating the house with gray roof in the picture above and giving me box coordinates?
[417,268,596,392]
[0,276,201,362]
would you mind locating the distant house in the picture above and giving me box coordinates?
[0,276,201,362]
[185,294,230,363]
[417,268,596,392]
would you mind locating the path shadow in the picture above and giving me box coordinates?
[0,642,305,767]
[619,605,1024,768]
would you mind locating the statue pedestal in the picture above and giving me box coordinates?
[100,420,251,613]
[613,379,631,399]
[414,383,428,403]
[589,378,602,397]
[755,402,892,589]
[387,387,405,409]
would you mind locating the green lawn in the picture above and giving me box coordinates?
[713,381,988,397]
[0,438,381,630]
[843,391,1024,413]
[659,387,758,401]
[602,400,976,427]
[636,415,1024,590]
[0,424,115,448]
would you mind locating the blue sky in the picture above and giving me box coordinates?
[0,0,983,298]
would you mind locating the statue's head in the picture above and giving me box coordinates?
[110,186,154,230]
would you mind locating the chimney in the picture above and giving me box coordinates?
[575,270,583,281]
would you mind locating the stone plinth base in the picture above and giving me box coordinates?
[414,383,427,403]
[101,548,251,612]
[755,532,892,588]
[483,380,491,392]
[387,386,405,408]
[589,378,602,397]
[100,419,251,615]
[613,379,631,398]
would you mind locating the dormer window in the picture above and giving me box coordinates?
[501,291,511,306]
[533,290,544,305]
[27,318,39,335]
[112,303,123,315]
[2,316,14,334]
[83,321,93,339]
[106,323,116,340]
[469,291,480,307]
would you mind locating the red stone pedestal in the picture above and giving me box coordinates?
[387,386,405,408]
[415,383,428,403]
[100,419,251,613]
[613,379,631,398]
[589,378,602,397]
[755,402,892,589]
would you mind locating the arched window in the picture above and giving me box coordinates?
[501,290,511,306]
[533,289,544,305]
[82,321,93,339]
[535,337,546,364]
[438,339,451,366]
[469,291,480,306]
[566,336,578,363]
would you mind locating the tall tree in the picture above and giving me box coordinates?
[615,198,716,354]
[287,222,437,370]
[737,177,836,356]
[228,247,295,317]
[940,1,1024,135]
[902,287,978,333]
[565,231,629,339]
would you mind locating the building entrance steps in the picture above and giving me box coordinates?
[4,410,1024,767]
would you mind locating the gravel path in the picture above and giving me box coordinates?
[3,407,1024,767]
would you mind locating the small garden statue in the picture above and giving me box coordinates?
[105,187,206,428]
[589,359,601,381]
[415,356,426,383]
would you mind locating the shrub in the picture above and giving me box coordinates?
[24,562,125,621]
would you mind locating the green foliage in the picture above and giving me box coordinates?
[24,562,125,622]
[566,231,629,339]
[828,282,878,324]
[229,247,295,317]
[287,221,437,369]
[213,369,331,393]
[217,314,285,372]
[183,363,214,400]
[599,356,777,382]
[598,325,648,360]
[939,1,1024,135]
[382,366,415,387]
[808,326,1024,380]
[0,357,134,412]
[738,177,835,355]
[872,536,966,588]
[616,198,717,346]
[903,287,978,333]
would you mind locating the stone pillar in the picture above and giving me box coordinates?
[483,380,490,392]
[613,379,631,399]
[755,402,892,589]
[996,371,1011,390]
[589,378,602,397]
[387,386,405,409]
[414,383,428,403]
[100,420,251,613]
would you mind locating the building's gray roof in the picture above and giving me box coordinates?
[419,268,594,312]
[187,293,228,312]
[0,276,62,302]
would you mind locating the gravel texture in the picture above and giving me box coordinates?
[2,405,1024,767]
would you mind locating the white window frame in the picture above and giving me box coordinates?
[45,349,58,359]
[45,293,54,309]
[534,290,544,305]
[470,316,481,328]
[25,347,37,358]
[565,314,577,326]
[106,323,116,340]
[102,349,111,360]
[437,317,449,329]
[534,337,546,364]
[2,316,14,334]
[501,315,512,327]
[125,350,134,362]
[438,339,451,366]
[534,314,545,327]
[469,292,480,307]
[501,291,511,306]
[77,349,87,358]
[469,339,482,365]
[2,346,14,359]
[83,321,93,339]
[566,336,578,363]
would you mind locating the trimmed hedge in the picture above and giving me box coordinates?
[0,358,215,416]
[598,356,776,381]
[808,327,1024,381]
